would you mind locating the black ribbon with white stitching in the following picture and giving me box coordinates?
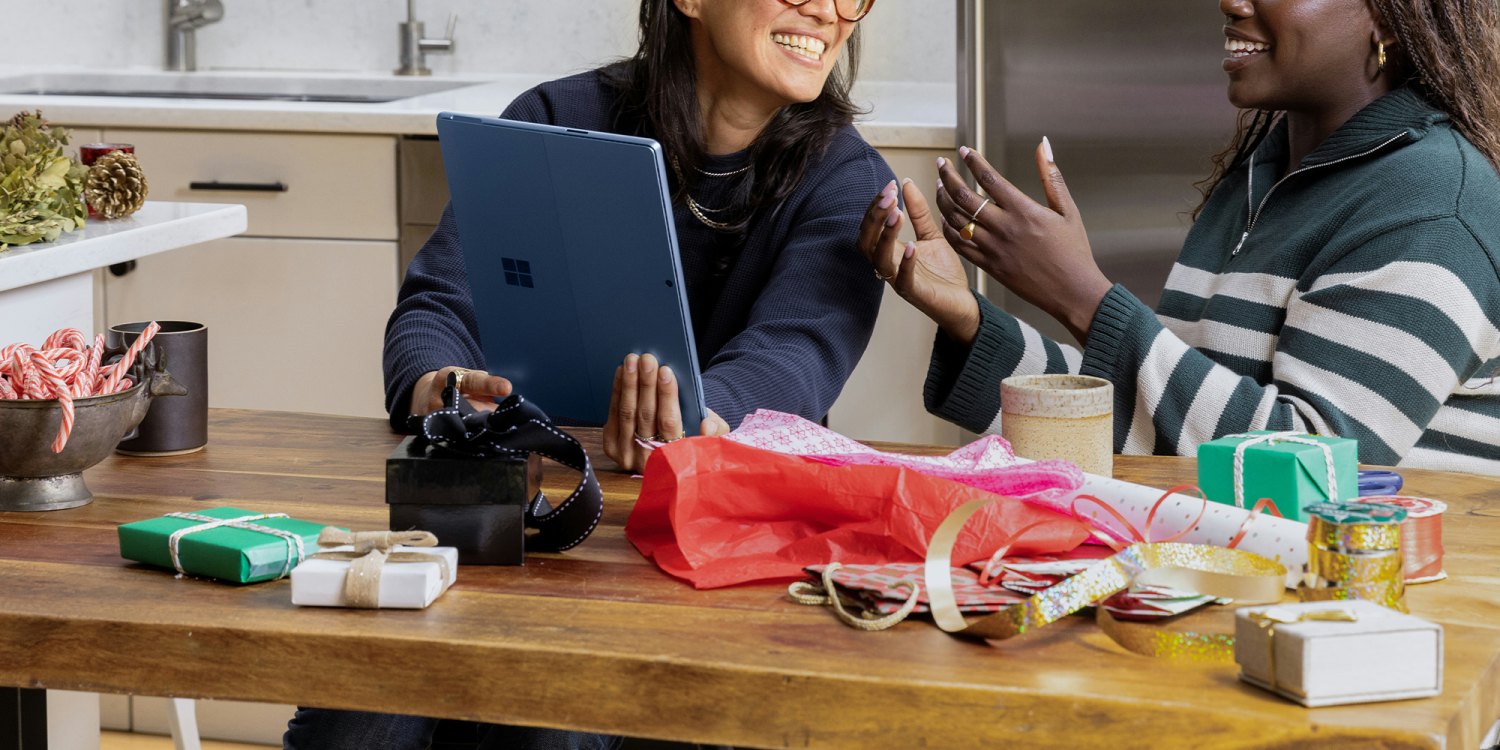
[407,373,603,552]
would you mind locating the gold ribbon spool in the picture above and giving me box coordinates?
[1307,515,1401,552]
[924,497,1287,643]
[1300,512,1406,612]
[307,528,451,608]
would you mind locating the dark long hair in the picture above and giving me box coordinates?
[1192,0,1500,219]
[602,0,864,234]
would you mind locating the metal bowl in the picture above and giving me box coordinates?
[0,345,187,512]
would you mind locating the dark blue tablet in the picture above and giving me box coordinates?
[436,112,707,434]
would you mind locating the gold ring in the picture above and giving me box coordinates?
[659,434,686,443]
[452,368,466,392]
[960,221,977,241]
[635,433,659,443]
[874,267,895,282]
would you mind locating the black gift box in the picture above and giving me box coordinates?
[386,435,541,565]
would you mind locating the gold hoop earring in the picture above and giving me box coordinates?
[1378,41,1387,71]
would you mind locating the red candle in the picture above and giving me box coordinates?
[80,143,134,166]
[79,144,136,218]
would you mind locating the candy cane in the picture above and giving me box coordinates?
[114,377,133,393]
[29,352,74,452]
[0,375,15,400]
[79,334,104,397]
[102,322,159,395]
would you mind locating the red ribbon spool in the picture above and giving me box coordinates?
[1355,495,1446,583]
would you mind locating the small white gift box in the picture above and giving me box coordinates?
[291,544,458,609]
[1234,600,1442,707]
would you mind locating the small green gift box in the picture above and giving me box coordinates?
[118,506,336,583]
[1197,431,1358,523]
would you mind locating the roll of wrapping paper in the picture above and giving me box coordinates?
[1300,501,1407,612]
[923,495,1286,659]
[1355,496,1447,583]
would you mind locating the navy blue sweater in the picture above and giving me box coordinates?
[383,70,892,429]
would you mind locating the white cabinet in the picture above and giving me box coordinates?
[101,128,398,241]
[88,128,401,418]
[104,236,397,418]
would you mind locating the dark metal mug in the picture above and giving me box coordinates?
[109,321,208,455]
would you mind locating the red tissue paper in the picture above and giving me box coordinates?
[625,437,1092,589]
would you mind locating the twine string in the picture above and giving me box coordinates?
[1227,432,1338,508]
[164,512,306,580]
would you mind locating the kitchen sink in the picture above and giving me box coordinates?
[0,71,480,103]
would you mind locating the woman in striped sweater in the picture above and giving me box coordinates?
[858,0,1500,474]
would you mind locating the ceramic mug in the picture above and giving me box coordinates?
[1000,374,1114,475]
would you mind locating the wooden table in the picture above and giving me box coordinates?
[3,410,1499,749]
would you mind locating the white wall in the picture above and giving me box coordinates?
[20,0,953,83]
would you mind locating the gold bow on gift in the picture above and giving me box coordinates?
[307,529,451,608]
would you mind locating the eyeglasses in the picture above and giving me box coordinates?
[778,0,876,23]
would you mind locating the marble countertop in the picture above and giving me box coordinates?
[0,202,247,293]
[0,67,954,149]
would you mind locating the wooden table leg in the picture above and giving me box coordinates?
[0,688,49,750]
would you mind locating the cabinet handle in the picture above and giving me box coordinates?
[189,181,288,192]
[108,261,136,277]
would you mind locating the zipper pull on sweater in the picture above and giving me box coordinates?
[1233,231,1249,256]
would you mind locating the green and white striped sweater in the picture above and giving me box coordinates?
[924,87,1500,475]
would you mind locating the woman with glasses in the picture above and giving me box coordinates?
[288,1,886,748]
[381,0,890,477]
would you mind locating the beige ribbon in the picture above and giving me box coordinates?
[307,529,451,609]
[924,497,1287,641]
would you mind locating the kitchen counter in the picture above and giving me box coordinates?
[0,68,955,148]
[0,201,246,344]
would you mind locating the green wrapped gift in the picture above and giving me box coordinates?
[1197,431,1358,523]
[118,506,337,583]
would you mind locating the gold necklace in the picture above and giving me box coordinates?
[671,156,737,231]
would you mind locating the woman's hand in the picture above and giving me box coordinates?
[410,366,513,418]
[602,353,731,473]
[856,179,981,346]
[932,140,1114,344]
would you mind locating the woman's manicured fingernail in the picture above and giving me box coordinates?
[885,210,900,227]
[886,179,897,189]
[904,241,915,259]
[937,178,944,190]
[959,146,970,158]
[878,193,896,209]
[1043,136,1054,164]
[660,367,673,384]
[625,355,637,373]
[937,157,946,169]
[901,177,913,185]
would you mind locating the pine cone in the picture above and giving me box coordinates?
[84,151,149,219]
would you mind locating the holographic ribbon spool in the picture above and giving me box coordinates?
[1355,496,1447,583]
[1300,501,1407,612]
[924,495,1287,656]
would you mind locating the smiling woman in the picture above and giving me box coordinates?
[327,1,895,743]
[857,0,1500,475]
[379,0,896,481]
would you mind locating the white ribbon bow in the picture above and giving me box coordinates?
[1225,431,1339,509]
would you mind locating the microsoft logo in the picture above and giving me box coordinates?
[502,257,534,288]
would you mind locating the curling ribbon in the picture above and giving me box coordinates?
[1299,501,1407,612]
[1355,496,1446,583]
[924,495,1286,651]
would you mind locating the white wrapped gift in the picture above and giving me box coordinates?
[1234,600,1442,707]
[291,529,457,609]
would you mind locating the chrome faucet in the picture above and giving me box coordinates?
[396,0,457,76]
[165,0,225,72]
